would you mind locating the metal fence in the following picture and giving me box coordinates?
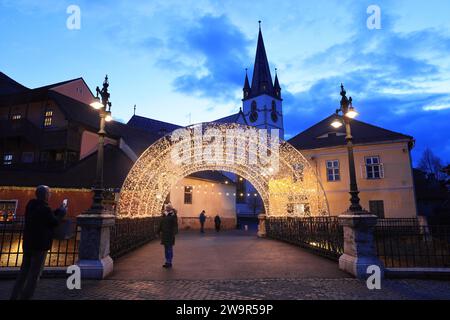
[110,216,162,259]
[266,216,450,268]
[266,217,344,260]
[375,225,450,268]
[0,218,79,268]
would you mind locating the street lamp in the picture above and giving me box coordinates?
[331,84,367,214]
[89,75,113,211]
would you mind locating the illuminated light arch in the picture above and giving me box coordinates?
[118,123,329,218]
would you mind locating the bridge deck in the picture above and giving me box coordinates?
[110,230,349,280]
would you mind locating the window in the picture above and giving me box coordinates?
[43,110,53,127]
[326,160,340,181]
[11,114,21,121]
[55,152,64,162]
[369,200,385,218]
[184,186,193,204]
[40,151,50,162]
[3,154,13,165]
[271,100,278,122]
[21,152,34,163]
[365,156,384,179]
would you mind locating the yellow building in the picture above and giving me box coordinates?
[289,115,417,218]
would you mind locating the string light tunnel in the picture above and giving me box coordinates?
[118,123,329,218]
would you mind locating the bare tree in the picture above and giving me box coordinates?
[418,148,445,180]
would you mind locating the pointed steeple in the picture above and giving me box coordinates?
[250,21,274,97]
[274,68,281,99]
[243,68,251,99]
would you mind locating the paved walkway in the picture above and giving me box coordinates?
[111,230,348,280]
[1,230,449,300]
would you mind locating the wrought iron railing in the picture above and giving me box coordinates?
[0,218,80,268]
[266,217,344,260]
[110,216,162,259]
[375,225,450,268]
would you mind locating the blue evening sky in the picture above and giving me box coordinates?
[1,0,450,165]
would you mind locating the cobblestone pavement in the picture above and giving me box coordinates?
[1,231,449,300]
[0,278,450,300]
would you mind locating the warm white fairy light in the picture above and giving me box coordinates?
[118,123,329,218]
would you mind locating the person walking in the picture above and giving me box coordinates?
[199,210,206,233]
[158,203,178,268]
[10,185,65,300]
[214,214,221,232]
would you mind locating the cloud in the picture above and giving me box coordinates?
[158,15,252,102]
[282,16,450,164]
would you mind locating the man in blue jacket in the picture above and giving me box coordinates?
[10,185,65,300]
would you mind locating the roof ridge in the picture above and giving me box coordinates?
[33,77,83,91]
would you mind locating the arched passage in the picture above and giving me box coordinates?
[118,123,329,218]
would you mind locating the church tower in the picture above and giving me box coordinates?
[242,22,284,139]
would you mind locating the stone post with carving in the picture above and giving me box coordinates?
[338,213,384,279]
[76,213,115,279]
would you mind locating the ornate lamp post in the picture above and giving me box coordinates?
[330,84,366,214]
[76,75,115,279]
[331,84,384,279]
[89,76,113,211]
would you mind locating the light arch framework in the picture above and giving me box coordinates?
[118,123,329,218]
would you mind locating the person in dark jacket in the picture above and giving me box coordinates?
[158,203,178,268]
[214,214,221,232]
[10,185,65,300]
[199,210,206,233]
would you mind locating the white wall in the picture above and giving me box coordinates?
[168,177,237,229]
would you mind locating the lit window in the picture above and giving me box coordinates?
[12,114,21,120]
[326,160,340,181]
[365,156,384,179]
[184,186,193,204]
[3,154,13,165]
[44,110,53,127]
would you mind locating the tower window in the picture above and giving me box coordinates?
[250,101,258,123]
[43,110,53,127]
[271,100,278,122]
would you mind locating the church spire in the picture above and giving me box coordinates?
[243,68,251,99]
[250,21,274,97]
[274,68,281,99]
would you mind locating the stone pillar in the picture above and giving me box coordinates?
[257,214,266,238]
[338,213,384,279]
[76,213,115,279]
